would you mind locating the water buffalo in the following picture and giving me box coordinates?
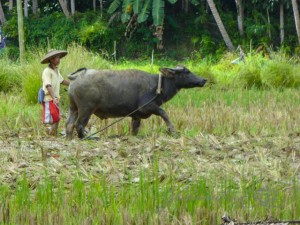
[66,66,206,139]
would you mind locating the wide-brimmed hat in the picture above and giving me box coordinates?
[41,49,68,64]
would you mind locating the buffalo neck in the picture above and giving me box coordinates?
[159,76,179,102]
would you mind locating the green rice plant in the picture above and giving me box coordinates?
[1,171,299,224]
[0,184,10,223]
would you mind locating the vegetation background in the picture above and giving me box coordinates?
[1,0,300,60]
[0,0,300,224]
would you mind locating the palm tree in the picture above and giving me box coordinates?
[0,0,7,25]
[93,0,96,11]
[235,0,244,36]
[206,0,234,51]
[71,0,75,15]
[280,0,284,44]
[9,0,13,11]
[32,0,38,15]
[58,0,70,17]
[24,0,28,18]
[292,0,300,45]
[17,0,25,64]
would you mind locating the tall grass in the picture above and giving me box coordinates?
[1,45,300,104]
[0,60,22,92]
[0,94,41,134]
[1,87,300,137]
[0,171,299,225]
[0,44,112,104]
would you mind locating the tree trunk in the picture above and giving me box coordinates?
[99,0,103,17]
[267,8,271,39]
[24,0,28,18]
[93,0,96,11]
[235,0,244,36]
[9,0,13,11]
[58,0,70,17]
[70,0,75,15]
[280,1,284,44]
[182,0,189,13]
[207,0,234,51]
[32,0,38,15]
[17,0,25,64]
[0,0,7,25]
[292,0,300,45]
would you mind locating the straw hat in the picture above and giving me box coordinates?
[41,49,68,64]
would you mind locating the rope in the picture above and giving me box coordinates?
[82,94,158,140]
[225,221,300,225]
[82,74,163,140]
[222,216,300,225]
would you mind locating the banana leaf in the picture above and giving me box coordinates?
[138,0,152,23]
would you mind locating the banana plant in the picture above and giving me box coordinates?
[108,0,199,26]
[108,0,200,48]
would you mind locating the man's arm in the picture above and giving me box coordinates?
[61,79,70,86]
[46,85,58,104]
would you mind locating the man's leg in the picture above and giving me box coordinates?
[49,122,59,136]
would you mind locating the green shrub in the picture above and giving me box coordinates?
[261,60,297,88]
[0,61,22,92]
[210,53,241,86]
[22,69,42,105]
[236,64,262,88]
[293,65,300,87]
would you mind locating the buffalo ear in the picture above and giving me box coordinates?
[159,68,176,78]
[174,65,186,72]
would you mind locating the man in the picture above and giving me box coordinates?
[41,49,70,136]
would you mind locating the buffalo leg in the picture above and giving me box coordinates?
[76,108,92,139]
[155,108,175,133]
[66,105,78,140]
[131,118,141,135]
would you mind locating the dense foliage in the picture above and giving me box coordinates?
[0,0,299,60]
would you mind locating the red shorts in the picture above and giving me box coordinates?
[42,101,60,124]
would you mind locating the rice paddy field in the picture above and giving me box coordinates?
[0,46,299,224]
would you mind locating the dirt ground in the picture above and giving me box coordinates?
[1,130,299,188]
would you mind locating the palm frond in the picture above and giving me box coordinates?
[137,0,152,23]
[152,0,165,26]
[108,0,122,14]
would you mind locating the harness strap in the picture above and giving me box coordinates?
[156,72,162,94]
